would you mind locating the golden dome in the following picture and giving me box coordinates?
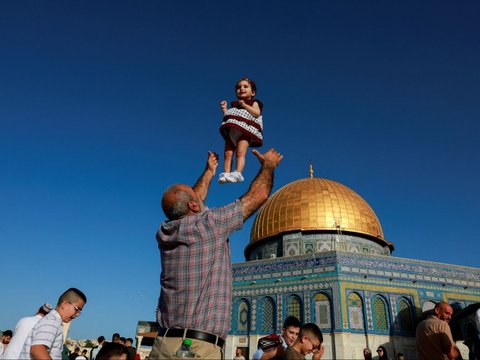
[250,177,393,249]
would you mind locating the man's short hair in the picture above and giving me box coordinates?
[2,330,12,337]
[98,336,105,343]
[57,288,87,306]
[96,342,128,360]
[299,323,323,344]
[283,315,301,329]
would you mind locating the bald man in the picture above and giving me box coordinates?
[416,301,460,360]
[150,149,283,360]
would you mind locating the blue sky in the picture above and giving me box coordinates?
[1,1,479,340]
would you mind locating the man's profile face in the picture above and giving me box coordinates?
[282,326,300,346]
[435,304,453,323]
[1,335,11,345]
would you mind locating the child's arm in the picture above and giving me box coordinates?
[239,100,261,117]
[220,100,228,114]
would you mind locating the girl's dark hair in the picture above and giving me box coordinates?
[236,77,257,93]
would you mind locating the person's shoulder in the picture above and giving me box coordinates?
[208,200,242,215]
[253,99,263,108]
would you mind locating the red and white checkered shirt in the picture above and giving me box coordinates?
[156,200,243,340]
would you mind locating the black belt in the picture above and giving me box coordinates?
[158,328,225,348]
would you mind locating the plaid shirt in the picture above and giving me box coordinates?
[156,200,243,340]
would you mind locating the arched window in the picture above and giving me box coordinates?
[347,292,364,330]
[261,297,276,333]
[287,295,302,322]
[397,298,414,332]
[373,296,389,331]
[237,299,250,332]
[314,293,331,329]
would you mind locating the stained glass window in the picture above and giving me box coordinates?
[314,293,331,329]
[397,298,413,332]
[287,295,302,321]
[373,297,389,331]
[261,297,275,333]
[238,299,250,332]
[348,292,364,330]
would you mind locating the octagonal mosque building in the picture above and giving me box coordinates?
[226,173,480,359]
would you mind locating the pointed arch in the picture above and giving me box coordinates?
[313,292,332,330]
[261,297,276,333]
[373,295,389,332]
[237,298,250,333]
[397,297,414,333]
[287,294,303,322]
[347,292,365,330]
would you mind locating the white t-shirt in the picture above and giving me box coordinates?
[1,314,42,360]
[20,310,64,360]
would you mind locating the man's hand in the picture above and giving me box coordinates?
[206,151,219,175]
[252,148,283,169]
[312,344,325,360]
[193,151,219,202]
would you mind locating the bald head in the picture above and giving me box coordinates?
[162,184,206,220]
[434,301,453,323]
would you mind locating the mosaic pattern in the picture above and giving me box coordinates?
[397,298,414,332]
[249,233,390,260]
[261,297,275,333]
[287,295,302,322]
[365,295,373,330]
[251,298,257,331]
[337,252,480,284]
[314,293,332,329]
[304,292,311,322]
[238,300,249,331]
[373,296,389,331]
[234,252,480,286]
[348,292,365,330]
[231,250,480,337]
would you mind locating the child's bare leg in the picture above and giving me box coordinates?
[235,139,249,174]
[223,138,235,173]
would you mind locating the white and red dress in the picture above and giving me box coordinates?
[219,99,263,148]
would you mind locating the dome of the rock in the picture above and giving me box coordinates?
[245,177,394,259]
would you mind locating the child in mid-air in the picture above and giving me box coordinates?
[219,77,263,183]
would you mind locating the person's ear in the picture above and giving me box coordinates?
[188,199,200,213]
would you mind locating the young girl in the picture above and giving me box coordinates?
[219,78,263,183]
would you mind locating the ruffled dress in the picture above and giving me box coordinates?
[219,99,263,148]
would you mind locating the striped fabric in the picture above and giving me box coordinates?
[156,200,243,340]
[20,310,63,359]
[220,102,264,148]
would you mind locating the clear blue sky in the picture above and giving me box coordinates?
[1,1,479,340]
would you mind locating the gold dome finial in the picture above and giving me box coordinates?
[309,161,314,178]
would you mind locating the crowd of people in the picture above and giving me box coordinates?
[1,290,469,360]
[0,289,140,360]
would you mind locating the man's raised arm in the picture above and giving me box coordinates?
[193,151,219,201]
[240,148,283,221]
